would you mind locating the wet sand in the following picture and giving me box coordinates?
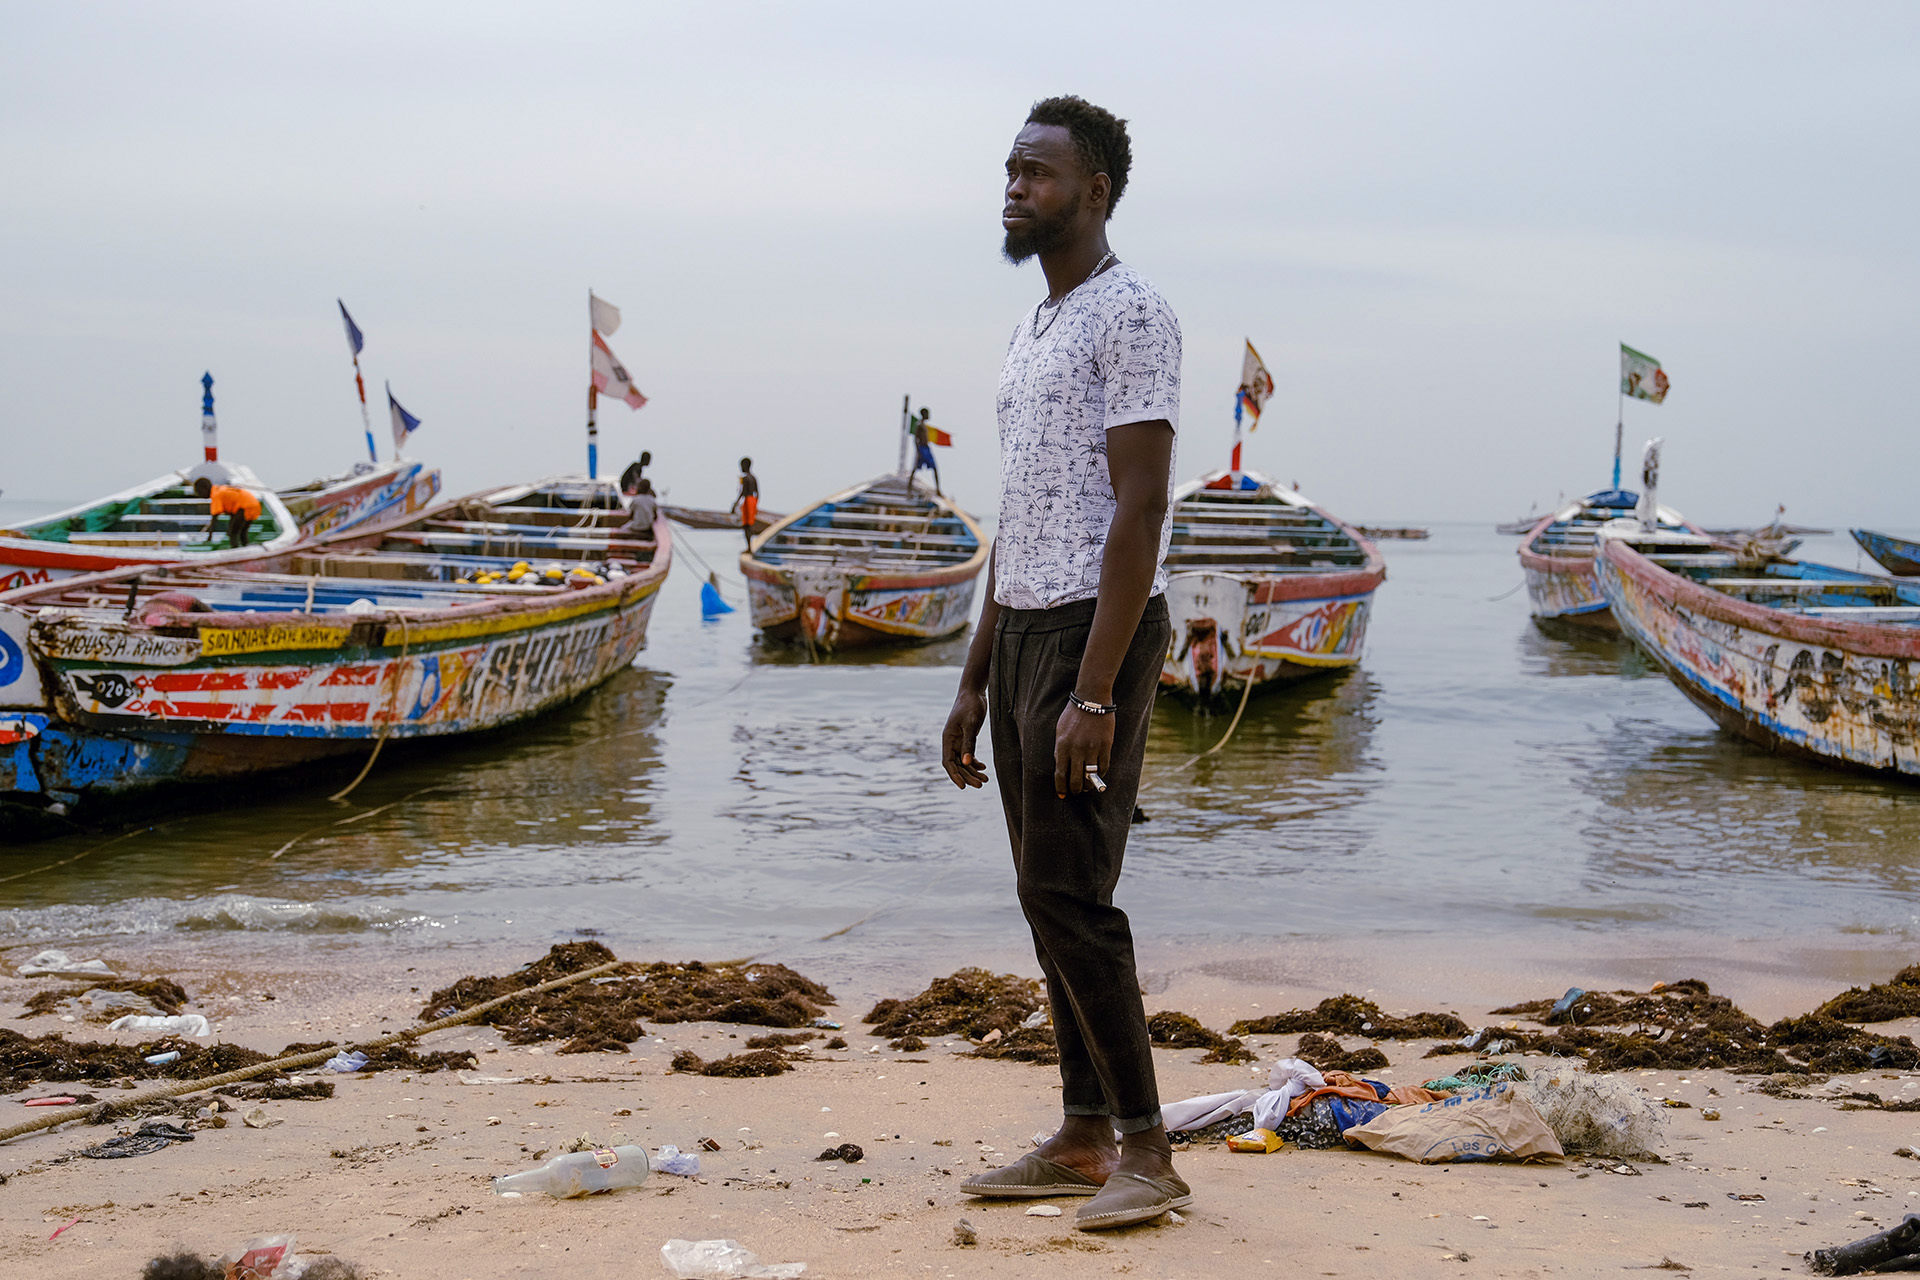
[4,936,1920,1277]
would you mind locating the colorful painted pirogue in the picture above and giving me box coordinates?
[1597,528,1920,780]
[1853,529,1920,578]
[1519,488,1703,628]
[741,476,985,653]
[1160,469,1386,704]
[0,476,667,822]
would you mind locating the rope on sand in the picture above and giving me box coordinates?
[0,957,625,1147]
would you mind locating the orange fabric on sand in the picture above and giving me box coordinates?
[1285,1070,1452,1118]
[209,485,262,520]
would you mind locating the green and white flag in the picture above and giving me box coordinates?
[1620,343,1670,404]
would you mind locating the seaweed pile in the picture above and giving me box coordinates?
[1231,995,1469,1041]
[1465,979,1920,1074]
[1146,1011,1257,1065]
[421,942,835,1054]
[1818,966,1920,1023]
[279,1042,479,1074]
[24,978,189,1020]
[1294,1032,1389,1073]
[0,1029,273,1093]
[968,1027,1060,1064]
[671,1047,797,1078]
[866,969,1044,1041]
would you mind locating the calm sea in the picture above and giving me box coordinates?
[4,512,1919,981]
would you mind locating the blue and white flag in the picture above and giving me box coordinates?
[338,300,365,357]
[386,383,421,455]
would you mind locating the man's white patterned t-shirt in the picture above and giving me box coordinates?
[993,264,1182,611]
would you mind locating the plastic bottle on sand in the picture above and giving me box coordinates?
[492,1145,651,1198]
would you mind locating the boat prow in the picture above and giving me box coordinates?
[1159,469,1386,705]
[1518,488,1705,629]
[1852,528,1920,577]
[740,473,987,653]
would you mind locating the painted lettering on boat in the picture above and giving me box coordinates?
[35,624,202,667]
[201,623,352,656]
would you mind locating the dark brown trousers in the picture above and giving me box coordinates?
[989,593,1170,1132]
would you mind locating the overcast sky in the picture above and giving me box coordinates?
[4,2,1915,525]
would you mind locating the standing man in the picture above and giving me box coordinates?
[729,457,759,548]
[943,95,1185,1231]
[909,407,942,495]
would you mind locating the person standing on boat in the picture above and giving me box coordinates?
[729,457,759,547]
[909,408,942,495]
[619,450,652,496]
[941,94,1184,1232]
[191,476,261,549]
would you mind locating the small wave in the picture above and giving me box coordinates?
[0,894,441,941]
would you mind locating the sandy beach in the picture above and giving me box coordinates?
[4,935,1920,1278]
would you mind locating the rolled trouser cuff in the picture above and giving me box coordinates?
[1062,1103,1112,1118]
[1111,1109,1164,1135]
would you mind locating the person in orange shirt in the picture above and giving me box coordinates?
[192,477,262,548]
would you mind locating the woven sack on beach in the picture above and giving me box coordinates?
[1343,1085,1564,1164]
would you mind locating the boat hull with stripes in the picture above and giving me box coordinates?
[1596,532,1920,779]
[740,475,986,653]
[1519,490,1698,629]
[1160,470,1386,705]
[0,476,668,821]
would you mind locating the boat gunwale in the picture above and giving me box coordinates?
[1600,535,1920,660]
[739,476,988,593]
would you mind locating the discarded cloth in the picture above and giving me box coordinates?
[1162,1058,1326,1135]
[79,1121,195,1159]
[1343,1085,1563,1164]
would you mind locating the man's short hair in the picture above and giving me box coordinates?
[192,477,212,498]
[1026,95,1132,219]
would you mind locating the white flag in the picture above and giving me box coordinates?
[591,332,647,409]
[590,292,622,337]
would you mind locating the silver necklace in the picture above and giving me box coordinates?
[1032,251,1117,337]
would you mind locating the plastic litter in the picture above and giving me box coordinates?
[810,1018,843,1030]
[493,1145,651,1198]
[109,1012,211,1037]
[1809,1213,1920,1275]
[221,1233,297,1279]
[654,1144,702,1176]
[700,578,735,617]
[659,1238,806,1279]
[325,1050,370,1073]
[1024,1205,1062,1217]
[242,1107,283,1129]
[1548,987,1588,1020]
[1517,1070,1667,1158]
[144,1050,181,1065]
[1225,1127,1284,1153]
[78,1120,195,1159]
[18,949,115,978]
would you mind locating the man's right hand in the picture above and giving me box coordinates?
[942,687,990,789]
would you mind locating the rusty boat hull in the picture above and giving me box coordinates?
[740,476,986,653]
[1596,534,1920,779]
[1159,471,1386,705]
[0,476,667,824]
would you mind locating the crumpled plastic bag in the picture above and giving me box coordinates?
[109,1013,211,1037]
[660,1238,806,1279]
[1343,1085,1564,1164]
[18,949,115,978]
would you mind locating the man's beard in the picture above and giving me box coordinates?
[1002,194,1081,263]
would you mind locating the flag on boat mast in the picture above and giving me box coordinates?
[586,292,646,480]
[338,300,377,463]
[1231,340,1274,470]
[386,383,422,457]
[1613,342,1670,488]
[1620,344,1669,404]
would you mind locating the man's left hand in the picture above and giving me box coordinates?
[1054,703,1114,798]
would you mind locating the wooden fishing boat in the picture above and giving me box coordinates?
[1160,469,1386,704]
[740,475,985,652]
[0,475,668,822]
[1596,530,1920,779]
[0,459,440,593]
[1519,487,1706,629]
[664,503,782,534]
[1852,529,1920,577]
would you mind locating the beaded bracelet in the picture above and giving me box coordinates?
[1067,691,1118,716]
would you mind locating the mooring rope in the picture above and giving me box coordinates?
[1143,668,1257,784]
[328,614,411,804]
[0,957,624,1147]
